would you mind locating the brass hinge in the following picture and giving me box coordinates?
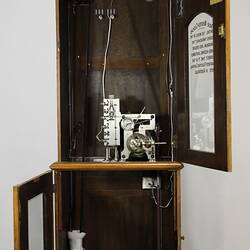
[175,231,184,249]
[210,0,223,5]
[218,23,226,39]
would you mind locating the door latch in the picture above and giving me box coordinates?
[218,23,226,38]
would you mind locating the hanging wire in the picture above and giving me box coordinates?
[102,14,113,100]
[96,126,104,142]
[96,8,114,142]
[166,0,174,161]
[151,173,174,209]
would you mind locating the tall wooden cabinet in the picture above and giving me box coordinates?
[13,0,231,250]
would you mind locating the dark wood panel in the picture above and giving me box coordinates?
[90,0,160,57]
[159,0,171,159]
[81,171,176,250]
[55,171,179,250]
[59,0,71,161]
[55,171,71,250]
[174,171,181,250]
[58,0,172,161]
[84,0,165,159]
[72,5,91,158]
[89,57,160,71]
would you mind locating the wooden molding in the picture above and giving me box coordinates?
[226,0,232,172]
[13,186,21,250]
[50,161,183,171]
[54,171,62,250]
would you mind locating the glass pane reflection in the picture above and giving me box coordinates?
[188,13,215,153]
[28,193,44,250]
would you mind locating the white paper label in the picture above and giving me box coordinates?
[188,13,215,153]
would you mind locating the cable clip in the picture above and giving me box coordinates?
[95,8,117,20]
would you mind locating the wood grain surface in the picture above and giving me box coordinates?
[50,161,183,171]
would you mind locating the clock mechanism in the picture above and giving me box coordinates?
[97,95,165,162]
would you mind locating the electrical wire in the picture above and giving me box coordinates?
[96,126,103,142]
[102,16,113,100]
[167,0,174,161]
[152,189,173,209]
[151,173,174,209]
[96,12,114,142]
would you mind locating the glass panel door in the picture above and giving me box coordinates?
[28,194,44,250]
[13,171,53,250]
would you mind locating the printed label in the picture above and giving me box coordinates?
[188,13,215,153]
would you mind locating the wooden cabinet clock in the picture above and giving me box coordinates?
[13,0,231,250]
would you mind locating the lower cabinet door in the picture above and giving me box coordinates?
[13,171,54,250]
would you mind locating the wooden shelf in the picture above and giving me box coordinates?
[50,161,183,171]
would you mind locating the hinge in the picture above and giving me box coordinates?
[210,0,223,6]
[174,231,184,249]
[218,23,226,39]
[57,41,60,53]
[174,231,178,249]
[172,134,178,148]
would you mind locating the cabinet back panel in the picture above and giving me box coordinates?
[57,171,176,250]
[58,0,171,160]
[81,171,176,250]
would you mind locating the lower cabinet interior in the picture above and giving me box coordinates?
[56,171,178,250]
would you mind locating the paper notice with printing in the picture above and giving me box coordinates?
[188,12,215,153]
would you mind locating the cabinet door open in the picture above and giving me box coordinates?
[13,171,54,250]
[174,0,231,171]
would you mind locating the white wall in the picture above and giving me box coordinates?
[0,0,249,250]
[182,1,250,250]
[0,1,57,250]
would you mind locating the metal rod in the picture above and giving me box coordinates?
[154,142,167,145]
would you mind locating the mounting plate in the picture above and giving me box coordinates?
[142,177,161,189]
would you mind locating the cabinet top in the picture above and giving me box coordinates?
[50,161,183,171]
